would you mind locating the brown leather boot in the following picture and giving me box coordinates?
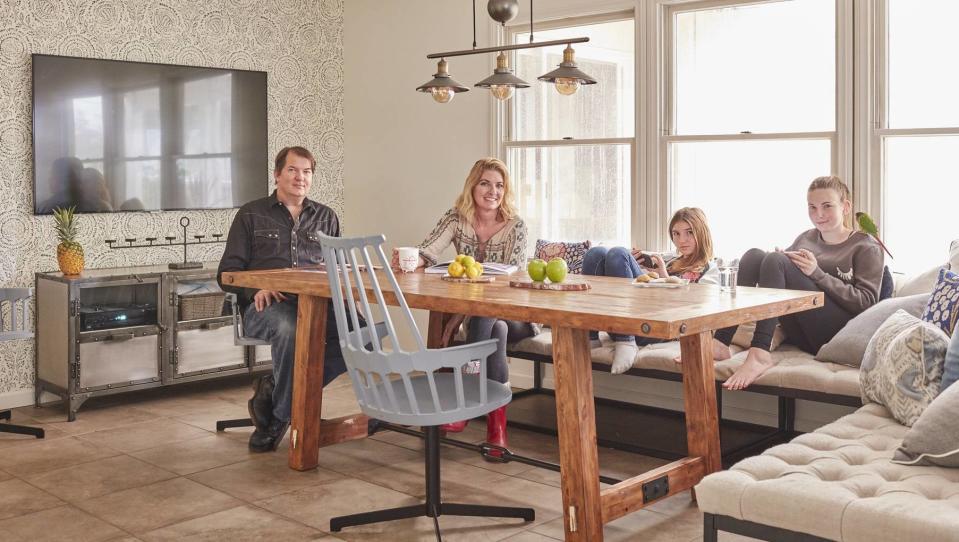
[485,405,507,458]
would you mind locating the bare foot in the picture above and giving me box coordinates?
[723,347,775,390]
[673,338,732,364]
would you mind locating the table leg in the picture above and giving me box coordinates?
[680,331,722,474]
[289,295,329,471]
[427,311,451,348]
[552,326,603,541]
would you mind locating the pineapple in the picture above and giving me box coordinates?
[53,206,84,276]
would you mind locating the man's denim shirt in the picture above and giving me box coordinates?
[217,191,340,306]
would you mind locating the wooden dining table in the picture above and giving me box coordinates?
[221,267,821,541]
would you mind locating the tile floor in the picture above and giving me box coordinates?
[0,376,758,541]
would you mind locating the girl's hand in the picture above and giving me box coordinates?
[652,254,669,278]
[786,249,818,276]
[630,248,644,261]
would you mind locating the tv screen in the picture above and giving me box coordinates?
[32,54,268,215]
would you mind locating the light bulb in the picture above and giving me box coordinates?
[554,77,579,96]
[490,85,514,101]
[430,87,455,103]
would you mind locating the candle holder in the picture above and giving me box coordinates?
[105,216,226,270]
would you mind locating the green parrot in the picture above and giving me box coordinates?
[855,212,893,259]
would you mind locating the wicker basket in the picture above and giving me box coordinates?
[179,292,226,321]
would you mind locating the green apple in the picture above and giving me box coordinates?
[527,258,548,281]
[546,258,568,283]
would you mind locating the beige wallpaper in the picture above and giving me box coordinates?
[0,0,344,395]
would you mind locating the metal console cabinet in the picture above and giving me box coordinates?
[36,263,272,421]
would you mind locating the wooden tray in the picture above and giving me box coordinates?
[441,274,496,283]
[509,277,590,291]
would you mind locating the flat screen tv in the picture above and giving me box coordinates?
[32,54,268,215]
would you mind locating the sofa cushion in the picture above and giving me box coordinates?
[816,293,929,368]
[509,332,861,398]
[893,382,959,468]
[860,310,949,426]
[921,268,959,336]
[695,403,959,542]
[943,326,959,392]
[534,239,591,275]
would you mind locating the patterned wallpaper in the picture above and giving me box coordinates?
[0,0,344,394]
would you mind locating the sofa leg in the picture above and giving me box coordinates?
[703,512,718,542]
[778,396,796,433]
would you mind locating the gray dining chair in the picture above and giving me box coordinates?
[0,288,44,439]
[319,233,534,538]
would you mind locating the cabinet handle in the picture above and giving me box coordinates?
[106,333,135,342]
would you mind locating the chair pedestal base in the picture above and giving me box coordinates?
[0,410,44,438]
[330,426,534,537]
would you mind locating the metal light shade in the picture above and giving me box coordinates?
[415,59,470,94]
[474,53,529,89]
[537,45,597,86]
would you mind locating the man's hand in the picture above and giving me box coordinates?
[253,289,287,312]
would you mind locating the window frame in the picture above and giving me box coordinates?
[500,9,638,248]
[652,0,853,252]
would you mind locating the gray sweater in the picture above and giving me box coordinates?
[788,229,884,314]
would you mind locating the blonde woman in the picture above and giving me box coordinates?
[582,207,719,373]
[391,158,531,455]
[715,176,884,390]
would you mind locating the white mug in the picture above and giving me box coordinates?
[397,247,419,273]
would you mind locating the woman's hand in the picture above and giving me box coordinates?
[441,314,467,346]
[390,248,401,271]
[785,249,818,276]
[630,248,644,261]
[652,254,669,278]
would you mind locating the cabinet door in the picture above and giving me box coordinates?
[174,321,246,376]
[78,328,160,391]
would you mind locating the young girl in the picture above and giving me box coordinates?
[716,176,884,390]
[582,207,719,374]
[391,157,532,454]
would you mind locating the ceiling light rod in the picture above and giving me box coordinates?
[426,36,589,59]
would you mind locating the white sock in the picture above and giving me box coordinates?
[611,343,638,374]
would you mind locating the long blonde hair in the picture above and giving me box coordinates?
[453,158,517,225]
[808,175,853,230]
[667,207,714,274]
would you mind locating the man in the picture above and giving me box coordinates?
[218,146,346,452]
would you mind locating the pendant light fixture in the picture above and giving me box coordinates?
[417,0,597,103]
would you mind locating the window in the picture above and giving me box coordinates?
[179,74,233,208]
[122,87,162,209]
[506,15,635,248]
[877,0,959,275]
[665,0,840,261]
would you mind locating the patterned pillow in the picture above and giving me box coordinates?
[534,239,592,275]
[860,309,950,426]
[921,268,959,336]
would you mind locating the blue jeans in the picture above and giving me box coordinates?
[243,295,347,423]
[581,246,659,345]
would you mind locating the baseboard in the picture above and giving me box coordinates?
[0,388,59,411]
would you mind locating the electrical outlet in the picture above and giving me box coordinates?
[642,475,669,503]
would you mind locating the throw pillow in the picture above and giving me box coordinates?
[896,265,945,297]
[815,293,929,367]
[942,326,959,392]
[860,309,949,426]
[879,266,894,301]
[730,323,786,351]
[534,239,591,275]
[892,381,959,467]
[921,268,959,336]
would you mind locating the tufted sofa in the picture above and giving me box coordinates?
[694,403,959,541]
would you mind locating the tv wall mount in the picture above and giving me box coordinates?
[105,216,224,270]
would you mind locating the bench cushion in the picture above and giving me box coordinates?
[510,331,861,398]
[694,403,959,541]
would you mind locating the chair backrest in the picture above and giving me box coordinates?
[224,292,270,346]
[0,288,33,342]
[319,233,495,420]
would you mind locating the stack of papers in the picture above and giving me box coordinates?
[425,261,518,275]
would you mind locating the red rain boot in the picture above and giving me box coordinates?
[439,419,469,434]
[484,405,508,459]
